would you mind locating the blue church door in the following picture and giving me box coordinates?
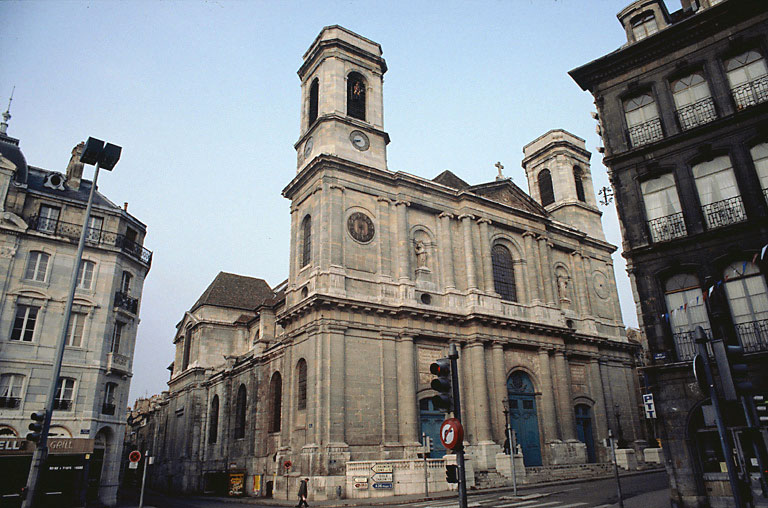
[419,399,446,458]
[507,371,542,466]
[575,404,596,463]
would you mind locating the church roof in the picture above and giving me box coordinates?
[469,178,548,216]
[192,272,274,312]
[432,170,470,190]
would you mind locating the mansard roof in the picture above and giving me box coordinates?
[27,166,119,211]
[192,271,274,312]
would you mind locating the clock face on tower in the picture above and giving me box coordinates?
[349,130,370,151]
[347,212,375,243]
[304,137,314,159]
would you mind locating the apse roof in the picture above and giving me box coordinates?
[192,272,275,312]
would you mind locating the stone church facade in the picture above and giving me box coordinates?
[135,26,645,500]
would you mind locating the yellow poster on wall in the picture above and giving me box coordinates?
[253,474,261,495]
[229,472,244,496]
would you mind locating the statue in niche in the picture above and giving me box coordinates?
[414,240,428,269]
[557,275,571,303]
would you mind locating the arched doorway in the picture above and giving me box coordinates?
[419,398,446,458]
[507,371,542,466]
[575,404,596,462]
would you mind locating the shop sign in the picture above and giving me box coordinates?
[0,438,93,456]
[229,472,244,496]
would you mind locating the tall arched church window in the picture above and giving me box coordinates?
[491,245,517,302]
[233,385,246,439]
[296,359,307,410]
[347,72,366,121]
[301,215,311,267]
[664,274,710,361]
[538,169,555,206]
[269,372,282,433]
[574,167,586,202]
[209,395,219,444]
[309,79,319,125]
[723,261,768,352]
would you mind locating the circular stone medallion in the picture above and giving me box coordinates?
[347,212,375,243]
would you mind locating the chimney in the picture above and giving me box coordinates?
[66,141,85,191]
[123,202,128,211]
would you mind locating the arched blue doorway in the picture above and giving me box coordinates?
[575,404,596,463]
[507,371,542,466]
[419,398,446,458]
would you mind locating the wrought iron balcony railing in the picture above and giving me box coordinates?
[102,403,116,415]
[648,212,688,243]
[28,215,152,266]
[672,328,713,362]
[676,97,717,130]
[735,319,768,353]
[114,291,139,314]
[0,396,21,409]
[701,196,747,229]
[731,75,768,110]
[627,117,664,148]
[53,399,72,411]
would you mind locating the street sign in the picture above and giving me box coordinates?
[371,473,393,482]
[354,482,368,489]
[371,464,393,473]
[129,450,141,463]
[642,393,656,419]
[129,462,138,470]
[283,460,292,470]
[372,482,393,489]
[353,477,368,483]
[439,418,464,450]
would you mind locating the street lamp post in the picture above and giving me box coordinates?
[502,399,518,496]
[22,138,121,508]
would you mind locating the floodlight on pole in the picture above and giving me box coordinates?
[21,137,121,508]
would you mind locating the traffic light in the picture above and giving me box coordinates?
[712,340,752,401]
[445,464,458,483]
[430,358,453,412]
[26,411,46,443]
[755,395,768,426]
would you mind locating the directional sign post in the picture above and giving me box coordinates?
[371,473,393,482]
[371,464,393,473]
[372,482,393,489]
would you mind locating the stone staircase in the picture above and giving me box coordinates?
[473,470,512,489]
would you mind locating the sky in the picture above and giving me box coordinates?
[1,0,672,405]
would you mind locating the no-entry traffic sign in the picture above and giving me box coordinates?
[439,418,464,450]
[129,450,142,463]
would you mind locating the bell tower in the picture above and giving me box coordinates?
[522,129,605,240]
[295,26,389,172]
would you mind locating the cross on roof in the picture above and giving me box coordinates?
[495,161,505,180]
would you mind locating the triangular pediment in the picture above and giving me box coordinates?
[469,179,548,216]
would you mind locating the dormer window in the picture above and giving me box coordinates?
[631,12,658,42]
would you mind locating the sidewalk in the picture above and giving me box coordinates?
[121,468,667,508]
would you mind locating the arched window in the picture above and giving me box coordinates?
[296,359,307,411]
[233,384,246,439]
[538,169,555,206]
[301,215,311,267]
[209,395,219,444]
[347,72,366,121]
[308,79,319,125]
[573,167,586,202]
[269,372,282,433]
[491,245,517,302]
[664,274,710,361]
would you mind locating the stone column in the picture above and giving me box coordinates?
[477,218,493,292]
[311,330,322,445]
[538,236,554,305]
[289,205,299,281]
[598,357,617,437]
[606,261,623,323]
[460,214,477,289]
[623,361,642,443]
[588,357,609,445]
[330,185,345,267]
[490,342,506,443]
[327,325,346,444]
[377,197,393,278]
[468,341,493,443]
[537,348,559,442]
[395,200,411,282]
[438,212,455,289]
[582,255,594,314]
[553,350,576,440]
[396,335,420,445]
[458,342,473,441]
[570,250,590,316]
[523,232,541,303]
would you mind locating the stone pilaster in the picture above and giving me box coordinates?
[468,341,492,443]
[598,357,617,437]
[553,350,576,440]
[588,357,609,446]
[523,232,541,303]
[395,200,411,282]
[438,212,455,289]
[537,236,554,305]
[490,342,506,443]
[537,348,558,443]
[396,335,420,448]
[477,218,493,292]
[570,250,590,316]
[326,325,347,445]
[377,197,393,278]
[289,205,299,282]
[460,214,477,289]
[330,185,345,267]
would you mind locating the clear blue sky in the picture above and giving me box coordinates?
[2,0,674,404]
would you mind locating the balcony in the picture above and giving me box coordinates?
[731,75,768,110]
[106,352,131,376]
[735,319,768,353]
[114,291,138,314]
[0,396,21,409]
[701,196,747,229]
[53,399,72,411]
[648,212,687,243]
[28,215,153,266]
[676,97,717,130]
[102,403,116,415]
[672,328,712,362]
[627,117,664,148]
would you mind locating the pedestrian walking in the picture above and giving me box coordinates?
[296,477,309,508]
